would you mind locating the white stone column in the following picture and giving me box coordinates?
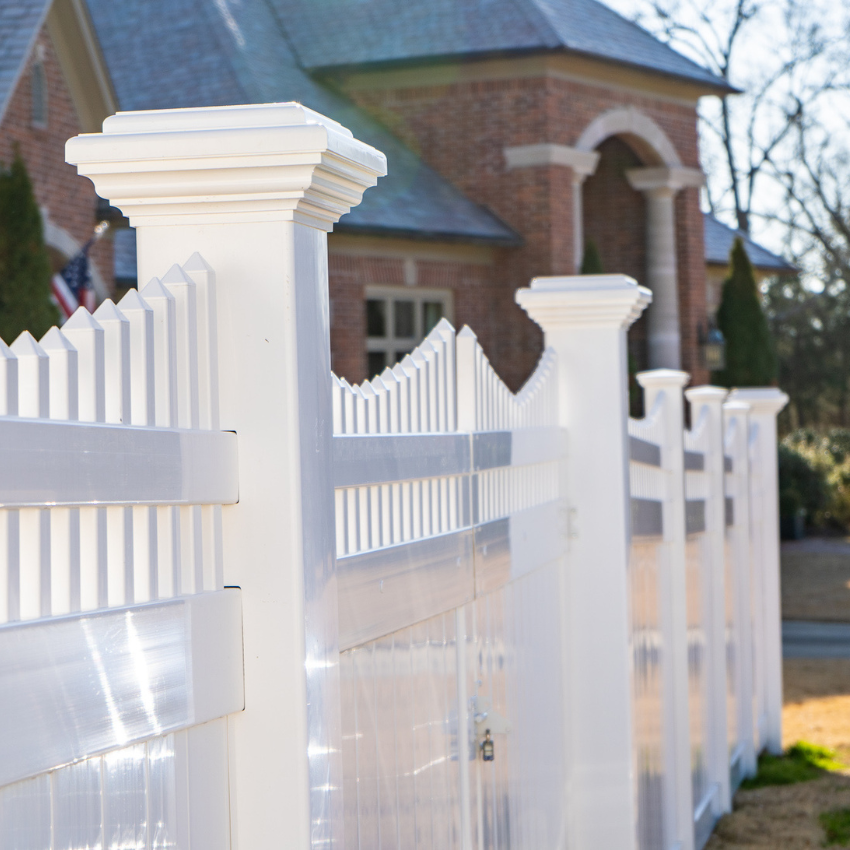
[517,274,651,850]
[67,103,387,849]
[728,388,788,755]
[627,166,704,371]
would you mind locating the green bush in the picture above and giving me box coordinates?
[778,440,829,528]
[0,151,59,342]
[741,741,844,789]
[782,429,850,530]
[821,808,850,846]
[714,238,777,388]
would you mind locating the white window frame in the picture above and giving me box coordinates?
[365,285,454,377]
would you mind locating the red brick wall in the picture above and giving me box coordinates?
[329,252,499,385]
[343,71,708,389]
[582,136,649,370]
[0,27,112,306]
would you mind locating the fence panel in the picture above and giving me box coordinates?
[0,256,242,850]
[334,320,566,849]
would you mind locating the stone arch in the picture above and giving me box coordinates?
[575,107,682,168]
[42,213,108,300]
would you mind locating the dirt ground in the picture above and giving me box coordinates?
[705,541,850,848]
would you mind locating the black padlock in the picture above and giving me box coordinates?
[481,729,494,762]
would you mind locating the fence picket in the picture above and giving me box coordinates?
[11,334,49,621]
[62,310,108,611]
[140,276,181,598]
[41,328,80,617]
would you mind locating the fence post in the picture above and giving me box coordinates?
[685,386,730,814]
[637,369,694,850]
[728,389,788,755]
[723,400,757,775]
[516,274,650,850]
[67,104,387,848]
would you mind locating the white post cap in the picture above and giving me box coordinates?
[516,274,651,330]
[66,102,388,229]
[685,386,728,403]
[636,368,689,389]
[727,388,789,416]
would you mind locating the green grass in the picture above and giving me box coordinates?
[741,741,845,789]
[821,808,850,846]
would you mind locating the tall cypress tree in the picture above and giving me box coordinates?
[0,152,59,344]
[713,237,777,387]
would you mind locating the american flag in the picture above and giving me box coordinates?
[51,221,109,320]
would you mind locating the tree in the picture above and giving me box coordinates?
[580,239,604,274]
[0,153,59,343]
[611,0,850,236]
[713,238,776,386]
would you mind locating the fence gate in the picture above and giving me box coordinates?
[332,322,567,849]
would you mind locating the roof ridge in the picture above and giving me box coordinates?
[527,0,724,85]
[506,0,563,48]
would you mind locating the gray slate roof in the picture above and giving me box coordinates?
[704,214,795,273]
[0,0,50,126]
[274,0,730,91]
[84,0,520,245]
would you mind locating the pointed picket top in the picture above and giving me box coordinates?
[0,336,16,359]
[94,298,129,325]
[40,326,77,353]
[140,276,173,300]
[118,287,153,314]
[40,327,79,422]
[160,263,194,286]
[0,336,17,416]
[182,252,213,276]
[11,330,48,358]
[12,331,49,419]
[63,305,103,332]
[457,325,477,341]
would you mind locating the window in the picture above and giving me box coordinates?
[365,286,453,378]
[31,60,47,128]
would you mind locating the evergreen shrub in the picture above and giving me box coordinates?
[714,238,777,387]
[0,152,59,343]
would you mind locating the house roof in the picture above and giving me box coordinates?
[0,0,51,126]
[0,0,116,133]
[84,0,521,245]
[274,0,732,93]
[704,214,796,274]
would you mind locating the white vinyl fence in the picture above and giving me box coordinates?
[0,102,787,850]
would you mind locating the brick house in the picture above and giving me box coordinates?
[0,0,116,302]
[8,0,791,388]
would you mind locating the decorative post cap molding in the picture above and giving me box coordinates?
[65,102,388,229]
[503,143,600,178]
[636,368,690,389]
[685,386,728,404]
[516,274,651,331]
[723,400,752,414]
[626,166,705,194]
[727,388,789,415]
